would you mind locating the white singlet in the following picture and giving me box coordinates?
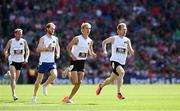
[110,35,129,65]
[39,34,58,63]
[9,38,26,62]
[71,35,92,60]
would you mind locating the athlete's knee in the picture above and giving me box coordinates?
[77,80,82,84]
[52,73,57,78]
[117,67,125,76]
[72,80,79,85]
[72,81,79,85]
[50,72,57,78]
[74,82,81,86]
[120,70,125,76]
[119,70,125,76]
[75,83,80,87]
[11,73,16,80]
[35,79,42,85]
[108,77,114,83]
[35,81,40,85]
[50,71,57,78]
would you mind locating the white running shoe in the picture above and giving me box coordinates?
[42,84,48,96]
[67,99,73,104]
[62,96,73,104]
[4,71,11,78]
[32,96,37,103]
[13,95,18,101]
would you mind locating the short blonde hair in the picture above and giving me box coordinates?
[46,22,56,29]
[81,22,91,29]
[14,28,23,33]
[117,23,127,30]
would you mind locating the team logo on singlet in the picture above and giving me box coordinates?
[20,43,23,45]
[53,41,55,43]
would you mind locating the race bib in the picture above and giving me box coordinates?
[14,50,23,55]
[49,47,55,52]
[116,48,126,54]
[78,52,87,58]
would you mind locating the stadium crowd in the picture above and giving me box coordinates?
[0,0,179,84]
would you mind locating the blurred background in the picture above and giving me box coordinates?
[0,0,179,84]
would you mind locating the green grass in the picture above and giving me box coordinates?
[0,84,179,111]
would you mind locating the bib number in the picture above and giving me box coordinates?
[78,52,87,58]
[116,48,126,54]
[48,47,55,52]
[14,50,23,55]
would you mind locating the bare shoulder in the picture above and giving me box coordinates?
[107,36,115,43]
[125,36,131,42]
[7,38,13,44]
[74,36,79,39]
[72,36,79,42]
[8,38,13,42]
[109,35,116,40]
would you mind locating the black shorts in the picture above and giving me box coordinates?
[10,61,24,70]
[70,60,86,72]
[111,61,124,76]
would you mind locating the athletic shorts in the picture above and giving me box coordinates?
[38,62,57,73]
[9,61,24,70]
[110,61,124,76]
[70,60,86,72]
